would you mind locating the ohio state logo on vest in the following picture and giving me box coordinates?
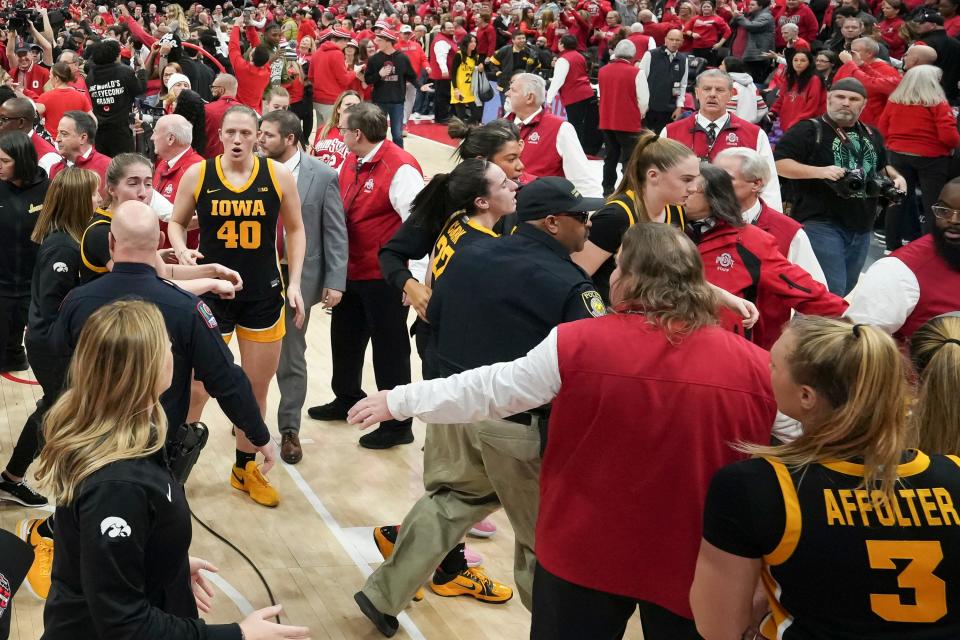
[364,178,375,192]
[725,132,739,145]
[716,252,735,271]
[528,132,541,144]
[163,184,174,196]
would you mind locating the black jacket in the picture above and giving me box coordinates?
[42,454,241,640]
[26,230,80,355]
[0,170,49,296]
[489,43,541,90]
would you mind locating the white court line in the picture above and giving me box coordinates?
[281,463,427,640]
[203,570,256,616]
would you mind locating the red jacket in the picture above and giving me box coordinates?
[599,59,641,132]
[10,63,50,100]
[877,17,907,59]
[771,74,826,132]
[397,39,427,77]
[833,60,901,127]
[892,234,960,342]
[518,110,565,178]
[203,95,241,158]
[340,141,423,280]
[878,101,960,158]
[698,221,848,341]
[49,146,110,193]
[666,113,761,161]
[541,314,775,615]
[154,148,204,249]
[229,26,271,111]
[684,15,731,49]
[750,201,845,349]
[310,41,357,103]
[772,4,819,48]
[477,23,497,58]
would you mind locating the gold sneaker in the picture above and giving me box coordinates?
[230,462,279,507]
[18,518,53,599]
[429,567,513,604]
[373,526,425,601]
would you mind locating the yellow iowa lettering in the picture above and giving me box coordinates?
[209,200,267,217]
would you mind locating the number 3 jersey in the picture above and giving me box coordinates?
[194,156,283,301]
[703,452,960,639]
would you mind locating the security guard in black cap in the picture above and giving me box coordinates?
[355,176,606,637]
[53,201,276,465]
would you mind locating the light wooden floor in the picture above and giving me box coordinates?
[0,134,641,640]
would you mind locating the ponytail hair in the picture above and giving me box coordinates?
[910,313,960,454]
[613,130,695,222]
[408,158,491,239]
[741,316,909,502]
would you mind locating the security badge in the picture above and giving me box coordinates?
[197,301,218,328]
[582,290,607,318]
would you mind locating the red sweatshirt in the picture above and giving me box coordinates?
[771,74,826,132]
[310,41,357,103]
[685,15,731,49]
[833,60,901,127]
[772,4,819,48]
[877,101,960,157]
[228,26,271,111]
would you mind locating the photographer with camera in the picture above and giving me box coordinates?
[774,77,907,296]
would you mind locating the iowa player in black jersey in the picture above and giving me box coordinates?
[693,316,960,640]
[168,105,306,508]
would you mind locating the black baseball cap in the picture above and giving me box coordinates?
[516,177,605,222]
[910,7,944,24]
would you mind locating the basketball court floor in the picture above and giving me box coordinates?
[0,132,647,639]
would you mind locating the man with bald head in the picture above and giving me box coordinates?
[0,98,61,174]
[153,114,204,248]
[203,73,241,158]
[638,28,689,135]
[903,43,937,69]
[53,199,276,470]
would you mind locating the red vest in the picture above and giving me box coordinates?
[428,33,456,80]
[627,33,652,61]
[892,234,960,341]
[540,314,775,615]
[665,113,761,161]
[598,59,641,132]
[340,141,423,280]
[49,146,111,190]
[558,50,594,106]
[751,201,806,350]
[154,148,204,250]
[518,111,565,178]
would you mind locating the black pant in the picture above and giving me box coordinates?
[531,564,703,640]
[330,279,412,430]
[886,151,950,249]
[290,99,314,148]
[601,130,639,194]
[95,124,135,157]
[434,79,452,123]
[644,109,675,136]
[564,96,601,156]
[4,349,70,478]
[454,102,482,124]
[0,294,28,366]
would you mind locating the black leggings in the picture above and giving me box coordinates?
[531,564,703,640]
[4,349,69,479]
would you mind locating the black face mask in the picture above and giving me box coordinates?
[933,222,960,270]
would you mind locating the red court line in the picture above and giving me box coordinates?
[1,372,40,385]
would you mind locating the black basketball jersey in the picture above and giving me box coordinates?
[759,453,960,639]
[429,211,498,284]
[193,156,283,301]
[79,208,114,283]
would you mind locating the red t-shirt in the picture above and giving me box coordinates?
[37,87,92,137]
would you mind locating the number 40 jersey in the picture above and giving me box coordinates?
[193,156,283,301]
[704,452,960,640]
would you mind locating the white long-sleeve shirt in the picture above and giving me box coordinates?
[844,256,920,335]
[514,108,603,198]
[638,49,688,109]
[545,57,570,106]
[742,200,826,285]
[433,38,453,77]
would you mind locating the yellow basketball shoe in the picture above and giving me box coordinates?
[373,526,425,601]
[230,462,279,507]
[429,566,513,604]
[17,518,53,599]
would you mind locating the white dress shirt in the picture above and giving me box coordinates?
[844,257,920,334]
[545,56,569,106]
[359,141,428,281]
[742,199,826,285]
[514,108,603,198]
[662,112,782,210]
[433,38,453,77]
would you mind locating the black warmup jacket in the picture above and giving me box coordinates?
[0,170,49,297]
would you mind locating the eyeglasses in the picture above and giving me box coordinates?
[932,204,960,221]
[553,212,589,224]
[337,126,358,136]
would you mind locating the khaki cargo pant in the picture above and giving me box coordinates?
[361,418,541,615]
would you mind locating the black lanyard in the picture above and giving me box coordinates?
[820,115,868,167]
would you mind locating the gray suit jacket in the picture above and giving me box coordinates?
[295,151,347,306]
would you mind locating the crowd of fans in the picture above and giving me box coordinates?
[0,0,959,638]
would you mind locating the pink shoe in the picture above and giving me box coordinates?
[464,547,483,568]
[468,518,497,538]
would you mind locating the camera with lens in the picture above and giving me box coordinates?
[826,168,906,205]
[129,98,166,127]
[3,3,43,36]
[826,168,867,199]
[866,175,906,205]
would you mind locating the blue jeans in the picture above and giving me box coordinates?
[376,102,405,147]
[802,221,871,296]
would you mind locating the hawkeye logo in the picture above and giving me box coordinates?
[100,516,132,538]
[52,262,69,273]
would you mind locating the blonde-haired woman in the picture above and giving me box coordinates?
[36,300,309,640]
[349,223,776,639]
[692,316,960,639]
[310,90,361,170]
[0,169,99,526]
[165,3,190,35]
[878,64,960,251]
[911,312,960,454]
